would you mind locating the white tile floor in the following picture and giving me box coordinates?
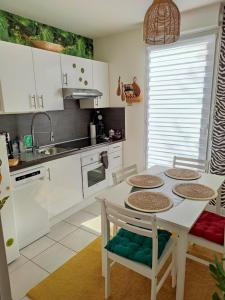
[8,201,101,300]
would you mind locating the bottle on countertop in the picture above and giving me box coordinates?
[109,129,115,139]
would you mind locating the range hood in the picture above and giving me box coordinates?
[63,88,103,100]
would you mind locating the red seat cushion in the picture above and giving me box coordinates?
[190,211,225,245]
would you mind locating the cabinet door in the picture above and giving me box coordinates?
[45,154,83,219]
[32,48,64,111]
[61,54,93,89]
[93,61,109,108]
[0,41,36,113]
[79,61,109,109]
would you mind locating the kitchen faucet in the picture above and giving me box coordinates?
[31,112,54,150]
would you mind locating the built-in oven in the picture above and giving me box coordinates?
[82,150,109,198]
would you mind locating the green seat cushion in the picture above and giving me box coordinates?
[105,228,171,267]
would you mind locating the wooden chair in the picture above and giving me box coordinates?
[101,200,176,300]
[173,156,208,172]
[112,164,138,185]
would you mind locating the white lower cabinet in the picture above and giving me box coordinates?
[44,154,83,219]
[108,145,123,185]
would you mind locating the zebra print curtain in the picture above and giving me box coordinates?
[210,5,225,207]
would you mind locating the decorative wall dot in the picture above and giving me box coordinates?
[73,63,76,68]
[81,68,85,73]
[79,77,83,82]
[84,80,88,86]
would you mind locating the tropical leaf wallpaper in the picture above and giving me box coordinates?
[0,10,93,59]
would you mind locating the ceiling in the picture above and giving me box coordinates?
[0,0,220,38]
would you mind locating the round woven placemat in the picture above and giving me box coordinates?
[165,168,201,180]
[173,183,217,201]
[125,191,173,213]
[127,175,164,189]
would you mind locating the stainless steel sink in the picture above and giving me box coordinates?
[35,146,67,156]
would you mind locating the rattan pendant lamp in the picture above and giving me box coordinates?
[144,0,181,45]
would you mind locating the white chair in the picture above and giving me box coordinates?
[112,164,138,185]
[173,156,222,214]
[173,156,208,172]
[173,157,225,268]
[187,211,225,269]
[101,200,176,300]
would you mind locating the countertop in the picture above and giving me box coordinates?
[10,137,125,173]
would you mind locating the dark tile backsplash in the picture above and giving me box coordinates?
[0,100,125,146]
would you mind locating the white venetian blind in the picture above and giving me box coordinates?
[146,34,216,168]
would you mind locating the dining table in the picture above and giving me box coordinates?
[95,165,225,300]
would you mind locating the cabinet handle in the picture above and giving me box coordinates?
[31,94,37,109]
[113,156,121,159]
[39,95,44,108]
[113,146,120,149]
[47,168,51,181]
[63,73,68,85]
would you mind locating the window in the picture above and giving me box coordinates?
[146,35,216,168]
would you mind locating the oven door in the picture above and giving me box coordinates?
[82,162,109,198]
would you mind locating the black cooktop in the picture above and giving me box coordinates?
[57,137,110,150]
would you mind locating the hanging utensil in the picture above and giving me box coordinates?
[121,82,125,101]
[117,76,121,96]
[132,77,141,97]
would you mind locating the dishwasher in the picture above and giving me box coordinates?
[11,166,49,249]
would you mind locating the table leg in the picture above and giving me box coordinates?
[176,231,188,300]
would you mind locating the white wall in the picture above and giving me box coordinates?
[94,2,221,171]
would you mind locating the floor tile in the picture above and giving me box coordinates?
[60,228,97,252]
[20,236,55,259]
[65,210,96,227]
[47,221,78,242]
[84,201,101,216]
[10,261,48,300]
[80,215,101,236]
[8,255,28,274]
[32,243,76,273]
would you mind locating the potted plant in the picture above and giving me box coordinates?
[209,256,225,300]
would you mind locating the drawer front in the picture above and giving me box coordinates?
[81,153,99,166]
[108,142,122,154]
[109,151,123,169]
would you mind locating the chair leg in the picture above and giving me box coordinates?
[151,276,157,300]
[223,253,225,270]
[171,249,177,288]
[112,224,118,236]
[104,251,111,299]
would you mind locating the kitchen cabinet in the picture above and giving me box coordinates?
[32,48,64,111]
[79,61,109,109]
[108,142,123,185]
[0,41,36,113]
[61,54,93,89]
[44,154,83,219]
[0,41,64,113]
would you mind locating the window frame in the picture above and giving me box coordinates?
[144,33,218,169]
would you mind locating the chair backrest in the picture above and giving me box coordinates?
[101,199,158,268]
[173,156,208,172]
[112,164,138,185]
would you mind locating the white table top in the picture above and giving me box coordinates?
[96,165,225,232]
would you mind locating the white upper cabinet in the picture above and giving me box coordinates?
[61,54,93,89]
[79,60,109,109]
[32,48,64,111]
[0,41,36,113]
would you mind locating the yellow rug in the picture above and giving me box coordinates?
[27,238,221,300]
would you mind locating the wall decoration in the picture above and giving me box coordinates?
[0,10,93,59]
[210,5,225,208]
[116,77,142,105]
